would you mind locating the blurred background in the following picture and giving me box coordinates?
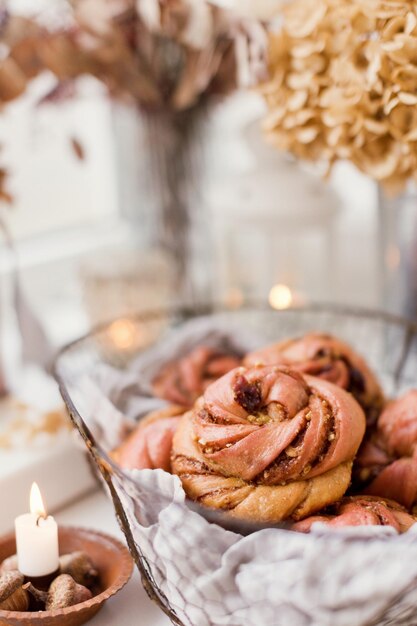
[0,2,384,358]
[1,87,382,346]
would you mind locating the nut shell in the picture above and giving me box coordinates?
[59,552,98,588]
[46,574,92,610]
[0,571,29,611]
[0,555,18,574]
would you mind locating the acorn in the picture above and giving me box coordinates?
[0,571,29,611]
[47,575,92,610]
[0,555,18,574]
[22,582,48,609]
[25,574,92,610]
[59,551,99,588]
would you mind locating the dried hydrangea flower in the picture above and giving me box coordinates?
[260,0,417,192]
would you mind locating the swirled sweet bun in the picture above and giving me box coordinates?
[172,365,366,522]
[112,405,184,471]
[293,496,416,533]
[364,391,417,510]
[152,345,241,407]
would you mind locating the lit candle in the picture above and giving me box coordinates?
[268,284,306,310]
[15,483,59,577]
[107,318,140,351]
[269,284,293,310]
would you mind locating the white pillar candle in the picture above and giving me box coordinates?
[15,483,59,577]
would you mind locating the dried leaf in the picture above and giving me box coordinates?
[0,168,13,204]
[1,0,266,113]
[0,58,27,102]
[70,137,85,160]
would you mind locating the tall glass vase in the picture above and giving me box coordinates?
[143,108,212,305]
[113,104,213,307]
[378,184,417,318]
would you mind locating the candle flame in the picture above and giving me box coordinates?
[107,318,139,351]
[30,482,46,518]
[269,284,293,310]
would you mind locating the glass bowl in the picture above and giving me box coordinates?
[54,304,417,626]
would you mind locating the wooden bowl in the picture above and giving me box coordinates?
[0,526,133,626]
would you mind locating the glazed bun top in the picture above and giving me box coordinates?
[181,364,365,485]
[245,332,384,424]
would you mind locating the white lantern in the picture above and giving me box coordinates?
[207,119,341,306]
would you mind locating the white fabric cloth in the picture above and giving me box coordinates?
[114,469,417,626]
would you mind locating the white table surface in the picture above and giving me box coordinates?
[56,488,171,626]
